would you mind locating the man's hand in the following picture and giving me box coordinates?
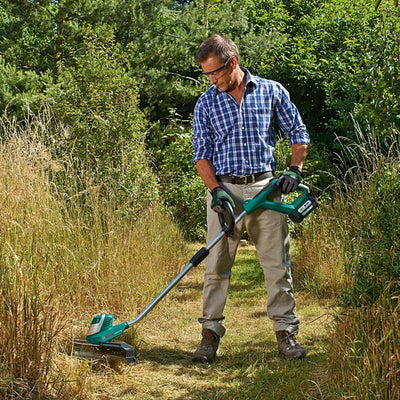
[276,166,303,194]
[211,187,235,213]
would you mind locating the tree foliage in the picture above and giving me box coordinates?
[0,58,52,119]
[243,0,400,145]
[0,0,399,233]
[2,0,398,140]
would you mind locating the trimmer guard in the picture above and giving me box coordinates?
[72,338,136,364]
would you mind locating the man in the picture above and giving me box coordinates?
[191,34,310,363]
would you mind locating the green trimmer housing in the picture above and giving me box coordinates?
[243,179,318,223]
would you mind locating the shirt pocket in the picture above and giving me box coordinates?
[247,106,273,135]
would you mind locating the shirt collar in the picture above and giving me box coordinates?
[214,67,257,95]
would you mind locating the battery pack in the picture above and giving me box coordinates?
[289,196,318,223]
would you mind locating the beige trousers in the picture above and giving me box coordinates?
[199,177,300,337]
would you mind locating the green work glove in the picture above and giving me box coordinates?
[210,187,235,213]
[276,166,303,194]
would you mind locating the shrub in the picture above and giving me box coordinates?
[156,125,207,240]
[340,161,400,306]
[47,32,157,216]
[296,125,400,398]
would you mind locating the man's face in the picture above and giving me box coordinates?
[201,54,234,91]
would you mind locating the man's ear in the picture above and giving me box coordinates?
[231,56,239,70]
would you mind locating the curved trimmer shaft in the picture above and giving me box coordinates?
[85,209,246,344]
[127,179,315,329]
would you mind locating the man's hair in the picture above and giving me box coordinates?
[195,34,240,64]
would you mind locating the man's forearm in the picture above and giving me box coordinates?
[195,159,220,191]
[290,144,308,171]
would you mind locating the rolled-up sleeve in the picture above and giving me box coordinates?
[274,83,310,146]
[192,96,214,163]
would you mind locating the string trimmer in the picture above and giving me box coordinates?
[72,179,318,363]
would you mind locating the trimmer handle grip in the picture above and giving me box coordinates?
[256,179,310,197]
[218,200,235,237]
[295,183,310,196]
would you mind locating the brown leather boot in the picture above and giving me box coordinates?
[276,330,306,360]
[192,328,220,363]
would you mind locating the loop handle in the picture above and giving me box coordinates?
[218,200,235,237]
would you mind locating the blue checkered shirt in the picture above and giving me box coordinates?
[192,68,310,176]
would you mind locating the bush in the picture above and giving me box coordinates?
[156,125,207,240]
[296,123,400,302]
[296,124,400,399]
[47,32,157,216]
[340,161,400,306]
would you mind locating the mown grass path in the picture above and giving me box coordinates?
[84,245,333,399]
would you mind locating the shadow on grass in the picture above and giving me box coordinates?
[131,336,325,400]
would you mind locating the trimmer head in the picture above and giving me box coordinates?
[72,338,136,363]
[70,314,134,364]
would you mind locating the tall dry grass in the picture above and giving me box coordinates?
[329,287,400,399]
[296,123,400,398]
[0,115,187,398]
[293,200,351,298]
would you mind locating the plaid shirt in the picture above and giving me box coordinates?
[192,68,310,176]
